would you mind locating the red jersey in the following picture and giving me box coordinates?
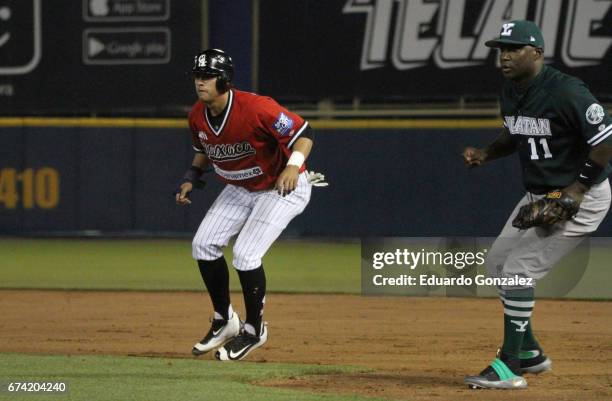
[189,89,309,191]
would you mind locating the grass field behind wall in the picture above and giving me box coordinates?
[0,238,361,293]
[1,238,611,298]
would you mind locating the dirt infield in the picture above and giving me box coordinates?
[1,290,610,400]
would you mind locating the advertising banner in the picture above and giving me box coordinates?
[259,0,612,101]
[0,0,200,115]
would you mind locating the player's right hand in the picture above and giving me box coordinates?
[175,182,194,205]
[462,147,487,168]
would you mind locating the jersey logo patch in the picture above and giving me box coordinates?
[273,112,294,136]
[198,131,208,141]
[586,103,605,125]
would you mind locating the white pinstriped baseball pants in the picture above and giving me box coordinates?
[192,172,311,270]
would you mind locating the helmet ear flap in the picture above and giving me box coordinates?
[215,71,230,92]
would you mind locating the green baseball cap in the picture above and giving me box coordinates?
[485,20,544,49]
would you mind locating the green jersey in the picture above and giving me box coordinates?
[500,65,612,194]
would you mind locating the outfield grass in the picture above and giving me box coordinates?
[1,238,611,298]
[0,354,383,401]
[0,239,360,293]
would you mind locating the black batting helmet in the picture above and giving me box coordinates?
[192,49,234,92]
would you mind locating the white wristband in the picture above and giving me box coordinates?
[287,151,305,167]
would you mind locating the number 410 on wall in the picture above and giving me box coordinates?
[0,168,60,209]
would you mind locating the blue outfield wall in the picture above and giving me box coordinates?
[1,125,611,237]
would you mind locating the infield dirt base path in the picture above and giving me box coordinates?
[1,290,610,401]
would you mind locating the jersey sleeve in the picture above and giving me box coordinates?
[254,96,309,149]
[556,80,612,147]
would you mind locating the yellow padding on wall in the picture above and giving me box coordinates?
[0,117,502,129]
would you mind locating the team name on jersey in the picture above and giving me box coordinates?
[204,141,256,162]
[504,116,552,137]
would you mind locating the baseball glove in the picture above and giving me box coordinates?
[512,190,580,230]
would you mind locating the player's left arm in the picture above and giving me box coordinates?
[513,140,612,230]
[255,96,315,196]
[564,142,612,201]
[559,84,612,202]
[275,136,313,196]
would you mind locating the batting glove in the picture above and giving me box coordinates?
[306,171,329,187]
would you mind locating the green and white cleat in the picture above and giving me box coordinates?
[520,349,552,374]
[465,358,527,389]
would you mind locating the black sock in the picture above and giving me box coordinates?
[237,266,266,336]
[197,257,231,320]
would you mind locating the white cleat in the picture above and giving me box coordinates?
[215,322,268,361]
[192,312,240,356]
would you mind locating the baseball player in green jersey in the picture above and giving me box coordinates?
[462,20,612,389]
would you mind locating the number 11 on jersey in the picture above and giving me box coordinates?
[527,137,553,160]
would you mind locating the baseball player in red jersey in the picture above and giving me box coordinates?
[175,48,319,361]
